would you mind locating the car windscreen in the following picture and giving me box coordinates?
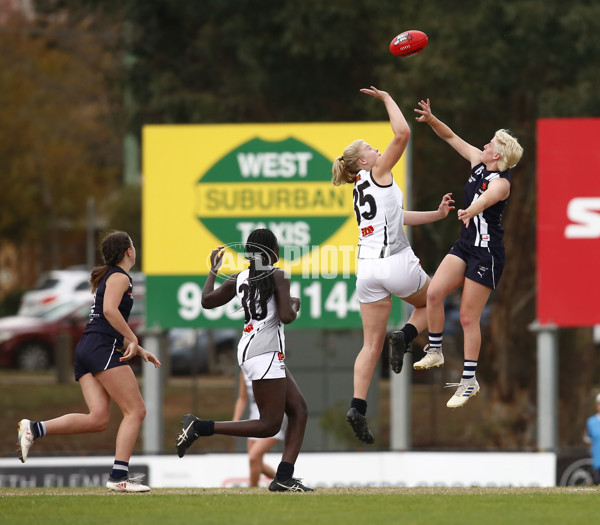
[35,302,88,321]
[34,278,60,291]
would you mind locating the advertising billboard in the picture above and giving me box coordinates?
[142,123,407,329]
[537,118,600,326]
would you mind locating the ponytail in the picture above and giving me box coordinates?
[245,229,278,312]
[89,266,110,294]
[89,231,132,293]
[331,139,366,186]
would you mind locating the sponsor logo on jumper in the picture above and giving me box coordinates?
[361,225,374,237]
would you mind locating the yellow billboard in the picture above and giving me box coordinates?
[142,122,407,328]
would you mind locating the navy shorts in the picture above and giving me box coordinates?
[74,332,129,381]
[448,240,505,290]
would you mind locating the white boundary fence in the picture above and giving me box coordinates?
[0,452,556,488]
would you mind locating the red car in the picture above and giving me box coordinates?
[0,299,144,371]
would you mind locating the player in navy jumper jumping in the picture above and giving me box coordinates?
[413,98,523,408]
[17,231,161,492]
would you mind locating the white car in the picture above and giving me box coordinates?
[18,269,145,316]
[18,270,92,316]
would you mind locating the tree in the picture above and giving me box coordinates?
[0,7,122,270]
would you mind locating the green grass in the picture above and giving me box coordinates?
[1,488,600,525]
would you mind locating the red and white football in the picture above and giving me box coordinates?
[389,30,428,57]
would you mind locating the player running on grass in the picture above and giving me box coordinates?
[175,228,313,492]
[17,231,161,492]
[411,98,523,408]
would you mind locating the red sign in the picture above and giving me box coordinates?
[537,118,600,326]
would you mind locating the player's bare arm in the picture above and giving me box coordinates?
[415,98,481,166]
[404,193,455,225]
[361,86,410,181]
[201,246,237,308]
[457,178,510,227]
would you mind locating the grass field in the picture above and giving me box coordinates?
[1,487,600,525]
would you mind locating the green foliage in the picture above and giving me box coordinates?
[120,0,390,124]
[0,8,122,250]
[103,183,143,266]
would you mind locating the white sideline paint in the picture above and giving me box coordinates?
[0,452,556,488]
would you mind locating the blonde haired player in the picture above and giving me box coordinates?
[412,98,523,408]
[332,86,454,444]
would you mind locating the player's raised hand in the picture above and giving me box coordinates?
[209,246,226,273]
[360,86,390,101]
[415,98,433,122]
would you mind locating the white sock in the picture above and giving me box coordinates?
[462,360,478,381]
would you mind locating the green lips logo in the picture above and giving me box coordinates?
[196,137,351,254]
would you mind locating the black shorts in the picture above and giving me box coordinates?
[74,332,129,381]
[448,240,505,290]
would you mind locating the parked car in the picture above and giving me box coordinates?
[18,269,145,316]
[0,299,144,371]
[18,270,91,316]
[169,328,238,375]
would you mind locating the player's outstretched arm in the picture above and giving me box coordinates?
[415,98,481,167]
[361,86,410,177]
[404,192,455,225]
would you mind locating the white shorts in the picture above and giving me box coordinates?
[356,246,428,303]
[240,351,286,381]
